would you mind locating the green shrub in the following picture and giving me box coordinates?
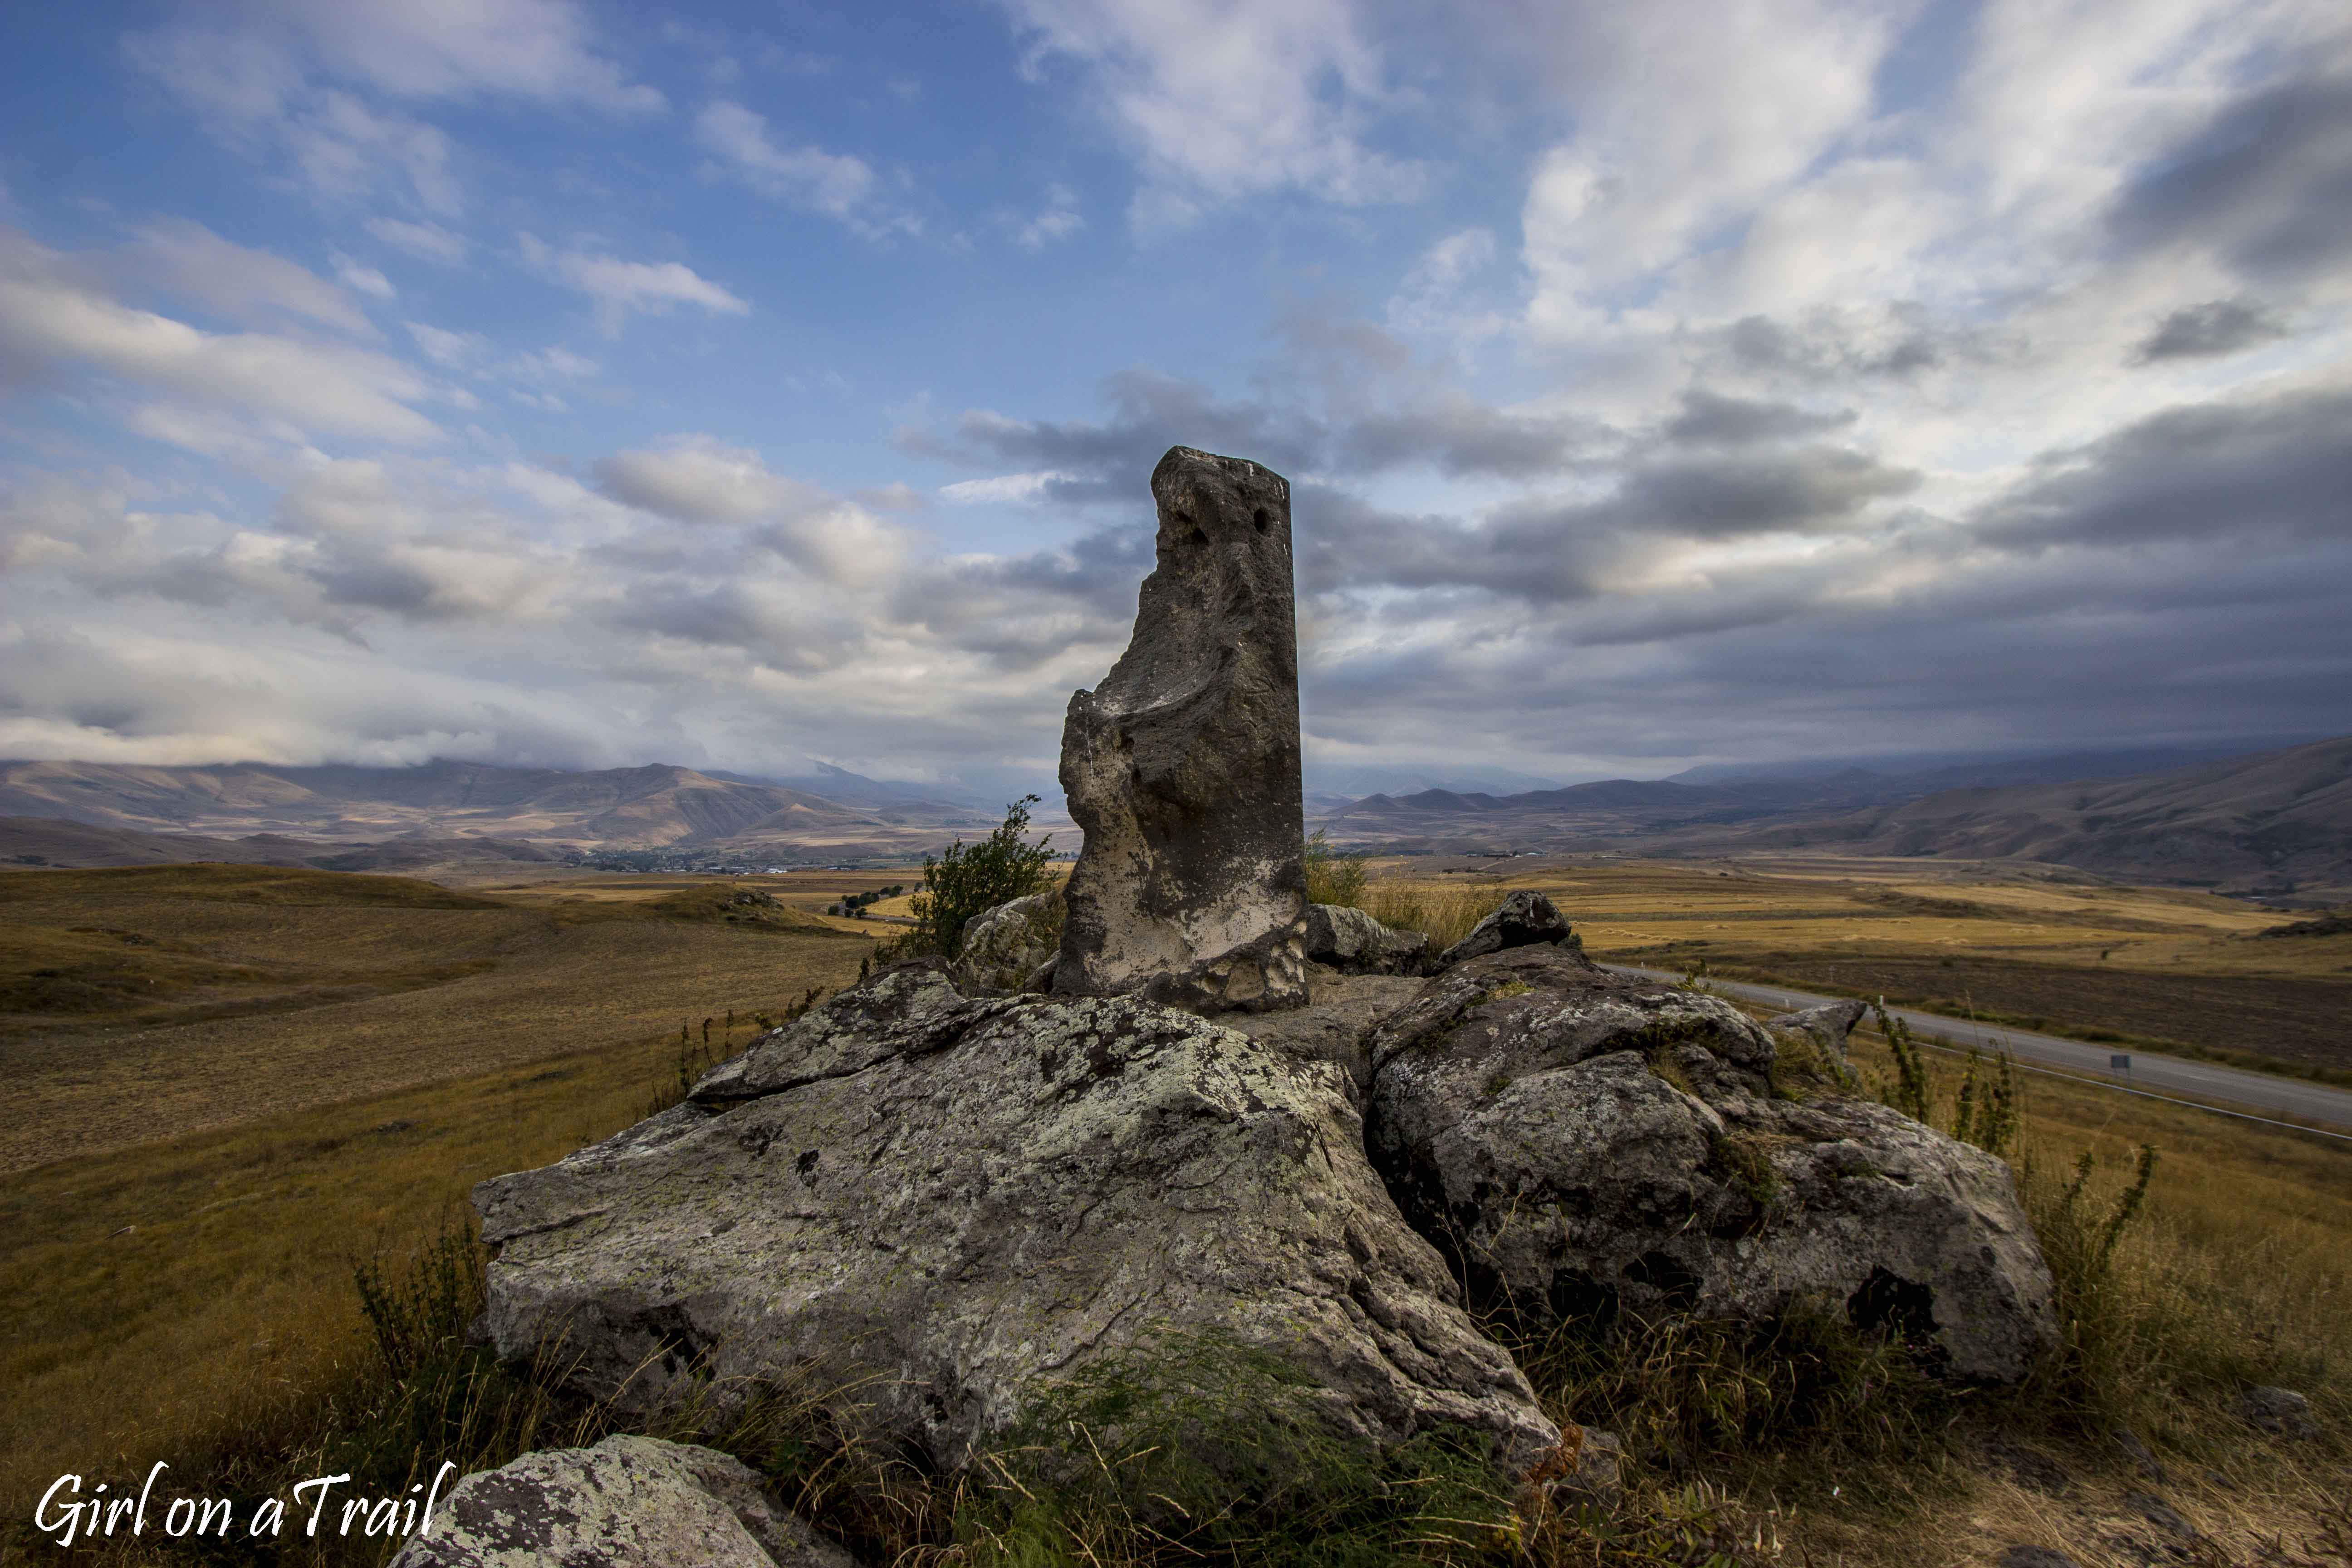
[905,795,1056,960]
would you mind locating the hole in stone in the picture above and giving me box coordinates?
[1252,507,1269,532]
[1190,525,1209,547]
[1847,1265,1937,1347]
[1623,1250,1701,1313]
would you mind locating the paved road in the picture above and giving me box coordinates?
[1602,965,2352,1136]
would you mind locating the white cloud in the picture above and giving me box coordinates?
[405,320,487,368]
[1012,185,1085,248]
[1002,0,1427,223]
[286,89,463,214]
[366,216,469,263]
[332,253,396,299]
[1515,0,1907,334]
[123,218,379,337]
[939,471,1069,504]
[694,102,914,237]
[262,0,665,113]
[596,435,901,584]
[0,226,438,448]
[521,237,750,334]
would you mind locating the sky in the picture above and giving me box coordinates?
[1,0,2348,796]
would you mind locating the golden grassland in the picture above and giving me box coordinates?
[1807,1020,2351,1565]
[2,858,2347,1563]
[0,865,882,1173]
[0,1028,710,1515]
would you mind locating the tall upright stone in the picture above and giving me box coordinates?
[1054,446,1309,1012]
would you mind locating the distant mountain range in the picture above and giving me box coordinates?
[1313,737,2352,897]
[4,739,2346,897]
[0,758,1004,867]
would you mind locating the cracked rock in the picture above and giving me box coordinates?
[1364,944,2058,1382]
[475,965,1556,1475]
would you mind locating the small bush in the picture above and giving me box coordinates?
[1303,831,1369,908]
[904,796,1056,960]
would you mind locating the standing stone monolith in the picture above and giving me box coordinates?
[1054,446,1309,1012]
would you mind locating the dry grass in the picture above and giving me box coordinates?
[5,861,2348,1566]
[0,1027,720,1516]
[0,865,875,1172]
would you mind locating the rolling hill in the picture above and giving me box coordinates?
[1311,738,2352,896]
[0,759,1005,866]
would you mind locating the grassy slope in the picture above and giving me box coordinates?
[0,866,874,1172]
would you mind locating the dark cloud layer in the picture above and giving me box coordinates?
[2109,72,2352,283]
[2132,299,2289,362]
[1981,387,2352,549]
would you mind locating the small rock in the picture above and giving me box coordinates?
[390,1434,852,1568]
[2239,1384,2319,1438]
[1436,891,1574,967]
[1765,999,1867,1062]
[952,893,1059,995]
[1996,1547,2082,1568]
[1303,903,1428,975]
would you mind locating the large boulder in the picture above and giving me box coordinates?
[390,1435,850,1568]
[1436,890,1575,967]
[1364,945,2058,1382]
[475,964,1558,1475]
[952,892,1060,994]
[1303,902,1430,975]
[1054,447,1311,1013]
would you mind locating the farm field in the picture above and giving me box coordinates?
[1388,856,2352,1079]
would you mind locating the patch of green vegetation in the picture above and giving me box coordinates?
[900,796,1058,960]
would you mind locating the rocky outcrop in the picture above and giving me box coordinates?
[389,1436,850,1568]
[1303,903,1430,975]
[1765,999,1867,1063]
[1054,447,1310,1014]
[1436,890,1575,967]
[475,964,1558,1474]
[952,892,1060,994]
[1364,944,2058,1382]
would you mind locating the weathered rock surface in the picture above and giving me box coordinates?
[953,893,1060,994]
[389,1435,850,1568]
[475,964,1558,1475]
[1765,999,1867,1062]
[1054,447,1310,1013]
[1303,903,1429,975]
[1364,945,2058,1382]
[1230,966,1427,1096]
[1436,890,1575,967]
